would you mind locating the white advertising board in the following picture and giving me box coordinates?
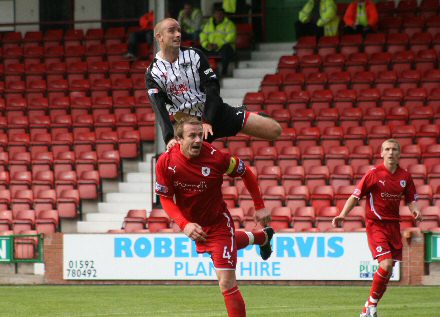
[63,233,400,281]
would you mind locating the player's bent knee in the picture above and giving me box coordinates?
[218,279,237,292]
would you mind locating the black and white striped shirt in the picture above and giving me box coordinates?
[146,47,223,144]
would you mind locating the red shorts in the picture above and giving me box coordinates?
[366,219,402,262]
[196,212,237,270]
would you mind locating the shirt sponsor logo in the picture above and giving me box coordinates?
[170,83,189,95]
[174,180,207,192]
[155,182,168,194]
[400,180,406,188]
[201,167,210,176]
[380,192,401,200]
[148,88,159,95]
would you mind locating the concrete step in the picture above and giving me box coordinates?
[138,162,152,173]
[251,50,292,61]
[237,60,278,69]
[222,78,260,89]
[105,193,151,203]
[221,88,250,98]
[222,98,243,107]
[233,68,274,79]
[98,202,151,213]
[85,213,127,222]
[258,42,294,51]
[126,172,151,182]
[76,221,122,233]
[119,182,151,193]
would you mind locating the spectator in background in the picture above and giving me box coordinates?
[295,0,339,39]
[178,2,203,41]
[124,11,154,60]
[200,6,236,76]
[343,0,378,36]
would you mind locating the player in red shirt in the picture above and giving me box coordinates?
[332,139,422,317]
[155,117,274,317]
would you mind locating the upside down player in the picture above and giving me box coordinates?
[146,18,282,150]
[155,117,274,317]
[332,139,422,317]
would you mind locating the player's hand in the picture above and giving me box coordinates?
[202,123,213,140]
[183,223,208,242]
[332,215,345,228]
[166,139,178,151]
[255,208,271,227]
[412,209,423,223]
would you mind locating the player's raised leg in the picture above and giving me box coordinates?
[217,269,246,317]
[235,227,275,260]
[240,112,282,141]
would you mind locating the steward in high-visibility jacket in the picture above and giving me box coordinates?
[299,0,339,36]
[200,12,236,52]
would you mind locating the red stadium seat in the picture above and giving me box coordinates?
[35,209,59,234]
[292,206,315,231]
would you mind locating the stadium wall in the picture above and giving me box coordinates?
[42,231,425,286]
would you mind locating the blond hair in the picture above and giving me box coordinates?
[174,116,202,138]
[381,138,401,152]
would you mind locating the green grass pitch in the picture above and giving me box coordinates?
[0,285,439,316]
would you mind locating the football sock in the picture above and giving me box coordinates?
[368,266,390,306]
[235,230,267,250]
[252,230,268,245]
[235,231,251,250]
[222,285,246,317]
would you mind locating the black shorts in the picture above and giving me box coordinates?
[207,103,246,143]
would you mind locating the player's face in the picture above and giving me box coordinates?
[179,124,203,158]
[381,141,400,165]
[158,19,181,49]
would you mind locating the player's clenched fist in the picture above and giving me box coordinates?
[255,208,271,227]
[184,223,208,242]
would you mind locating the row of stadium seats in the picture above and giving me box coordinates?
[1,78,149,100]
[0,96,152,117]
[0,60,150,78]
[108,204,440,234]
[0,27,136,45]
[278,53,440,76]
[0,209,59,234]
[296,33,440,57]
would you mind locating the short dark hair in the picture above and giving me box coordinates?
[174,116,202,138]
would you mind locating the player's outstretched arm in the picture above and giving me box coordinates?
[408,201,423,223]
[332,195,358,228]
[241,166,270,226]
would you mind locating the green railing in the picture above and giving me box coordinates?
[0,234,44,263]
[424,232,440,263]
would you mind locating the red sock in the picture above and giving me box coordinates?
[368,266,390,306]
[222,285,246,317]
[235,230,267,250]
[235,231,250,250]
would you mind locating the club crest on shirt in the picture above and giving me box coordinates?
[400,180,406,188]
[201,166,210,176]
[376,246,382,253]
